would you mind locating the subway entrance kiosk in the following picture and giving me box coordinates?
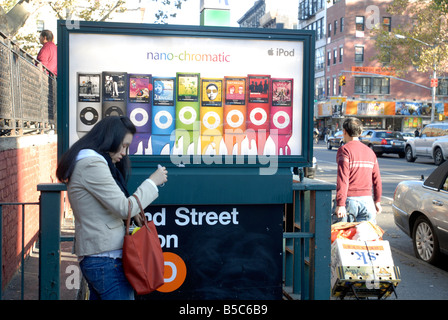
[57,21,316,300]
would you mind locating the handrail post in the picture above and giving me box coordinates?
[286,178,335,300]
[312,188,333,299]
[37,183,67,300]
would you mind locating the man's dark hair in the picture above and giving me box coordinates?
[40,30,54,42]
[343,117,363,137]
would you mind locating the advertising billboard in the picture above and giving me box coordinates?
[58,21,315,168]
[57,21,316,300]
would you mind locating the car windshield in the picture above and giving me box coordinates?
[376,131,403,139]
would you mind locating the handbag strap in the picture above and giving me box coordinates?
[125,194,150,234]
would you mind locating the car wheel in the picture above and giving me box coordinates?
[405,146,416,162]
[433,147,445,166]
[412,216,440,265]
[327,141,332,150]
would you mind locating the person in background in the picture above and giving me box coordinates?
[414,127,420,137]
[37,30,57,76]
[334,117,382,224]
[56,116,168,300]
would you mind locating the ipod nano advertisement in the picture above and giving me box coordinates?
[68,33,303,156]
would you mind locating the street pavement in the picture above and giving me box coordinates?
[2,200,448,300]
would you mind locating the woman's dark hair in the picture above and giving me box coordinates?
[56,116,136,182]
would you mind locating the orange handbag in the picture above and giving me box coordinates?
[123,194,165,295]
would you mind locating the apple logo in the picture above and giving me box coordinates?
[268,48,274,56]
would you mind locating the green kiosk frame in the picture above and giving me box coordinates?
[57,20,315,300]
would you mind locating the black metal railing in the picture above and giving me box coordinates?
[0,31,57,137]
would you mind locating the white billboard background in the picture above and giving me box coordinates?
[69,33,304,156]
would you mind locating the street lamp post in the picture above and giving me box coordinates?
[395,34,437,122]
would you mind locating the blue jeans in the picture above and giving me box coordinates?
[79,256,135,300]
[333,196,377,224]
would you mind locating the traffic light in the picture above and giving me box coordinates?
[431,78,438,88]
[341,76,346,86]
[339,76,343,86]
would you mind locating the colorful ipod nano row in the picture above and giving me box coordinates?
[223,76,246,155]
[246,74,271,155]
[175,73,200,154]
[270,78,293,155]
[200,78,224,154]
[76,72,294,155]
[151,77,176,155]
[76,73,102,137]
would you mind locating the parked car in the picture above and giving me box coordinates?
[405,122,448,165]
[392,160,448,264]
[401,132,415,141]
[293,157,317,179]
[326,130,344,150]
[359,130,406,158]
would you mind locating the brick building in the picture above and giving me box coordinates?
[300,0,448,132]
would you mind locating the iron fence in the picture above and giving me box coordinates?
[0,31,57,136]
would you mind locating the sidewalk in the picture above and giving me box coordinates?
[1,218,79,300]
[2,203,448,300]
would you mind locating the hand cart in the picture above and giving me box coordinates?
[330,214,401,300]
[331,265,400,300]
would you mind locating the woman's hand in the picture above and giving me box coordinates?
[149,165,168,186]
[133,213,144,227]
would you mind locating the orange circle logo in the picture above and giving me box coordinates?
[157,252,187,293]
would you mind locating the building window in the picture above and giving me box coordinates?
[333,77,337,96]
[316,18,323,40]
[315,47,325,70]
[355,46,364,62]
[36,20,44,32]
[327,78,331,97]
[355,16,365,31]
[340,17,344,32]
[354,77,390,94]
[333,48,337,64]
[334,20,338,35]
[339,46,343,63]
[327,51,331,66]
[437,79,448,96]
[328,23,332,37]
[299,0,325,20]
[372,78,390,94]
[380,45,391,64]
[315,76,325,100]
[355,77,370,94]
[382,17,392,32]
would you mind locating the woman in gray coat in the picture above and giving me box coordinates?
[56,116,167,300]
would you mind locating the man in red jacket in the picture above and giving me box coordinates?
[37,30,57,76]
[335,117,382,223]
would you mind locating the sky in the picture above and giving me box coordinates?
[158,0,257,27]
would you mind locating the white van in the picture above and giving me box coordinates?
[405,122,448,165]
